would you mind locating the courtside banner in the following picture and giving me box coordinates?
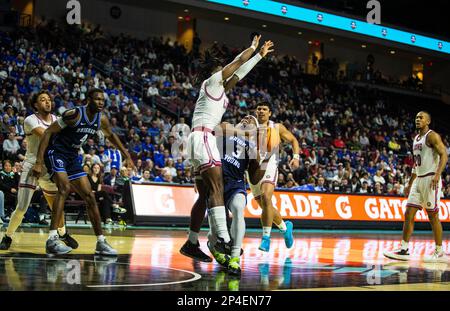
[131,183,450,222]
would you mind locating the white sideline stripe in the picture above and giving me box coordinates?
[0,256,202,288]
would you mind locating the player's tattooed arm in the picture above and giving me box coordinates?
[100,115,135,169]
[427,131,448,190]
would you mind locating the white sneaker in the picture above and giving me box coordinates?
[383,248,410,261]
[112,204,127,214]
[423,250,448,263]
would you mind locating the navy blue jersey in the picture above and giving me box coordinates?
[52,105,101,155]
[220,135,254,181]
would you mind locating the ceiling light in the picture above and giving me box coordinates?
[390,50,396,54]
[224,17,229,21]
[361,44,366,48]
[298,31,302,35]
[262,24,267,28]
[184,9,189,13]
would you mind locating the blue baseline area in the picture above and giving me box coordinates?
[207,0,450,55]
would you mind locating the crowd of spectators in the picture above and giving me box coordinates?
[1,19,450,223]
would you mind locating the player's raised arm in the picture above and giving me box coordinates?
[32,109,79,177]
[224,40,275,92]
[427,131,448,190]
[100,114,135,169]
[221,35,261,82]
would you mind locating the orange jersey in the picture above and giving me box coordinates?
[259,121,280,153]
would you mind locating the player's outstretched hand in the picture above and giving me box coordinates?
[289,158,300,170]
[251,34,261,50]
[259,40,274,57]
[31,163,43,178]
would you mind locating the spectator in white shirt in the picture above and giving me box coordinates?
[373,169,386,185]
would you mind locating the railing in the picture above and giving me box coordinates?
[19,13,31,27]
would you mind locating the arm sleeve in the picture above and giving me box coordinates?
[233,53,263,81]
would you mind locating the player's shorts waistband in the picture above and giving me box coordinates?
[192,126,215,135]
[417,172,435,178]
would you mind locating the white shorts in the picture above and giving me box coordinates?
[19,161,58,194]
[407,173,442,212]
[187,130,221,176]
[246,153,278,199]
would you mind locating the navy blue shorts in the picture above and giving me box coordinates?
[223,178,247,209]
[44,149,86,181]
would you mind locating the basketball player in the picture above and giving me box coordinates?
[383,111,448,263]
[0,91,78,250]
[180,35,274,263]
[32,88,134,255]
[249,101,300,252]
[210,115,267,275]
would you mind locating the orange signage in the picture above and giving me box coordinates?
[131,184,450,222]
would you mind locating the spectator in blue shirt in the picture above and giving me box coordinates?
[293,177,316,192]
[153,168,173,183]
[148,119,160,137]
[106,144,122,171]
[153,144,166,170]
[141,136,155,154]
[314,176,327,192]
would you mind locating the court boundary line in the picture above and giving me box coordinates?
[0,255,202,288]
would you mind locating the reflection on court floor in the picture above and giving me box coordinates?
[0,228,449,290]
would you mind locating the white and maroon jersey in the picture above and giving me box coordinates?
[413,129,439,176]
[24,113,57,164]
[191,71,229,130]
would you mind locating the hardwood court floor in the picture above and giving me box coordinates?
[0,227,449,291]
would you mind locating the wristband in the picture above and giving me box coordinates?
[293,154,300,160]
[250,45,257,51]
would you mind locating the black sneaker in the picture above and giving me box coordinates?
[39,219,49,225]
[60,233,79,250]
[0,235,12,250]
[180,240,212,262]
[215,237,232,256]
[383,248,410,261]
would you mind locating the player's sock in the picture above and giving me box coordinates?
[188,230,199,244]
[58,226,66,236]
[231,246,241,258]
[436,245,443,253]
[229,194,246,258]
[401,240,409,250]
[276,220,287,232]
[48,230,58,240]
[262,227,272,238]
[97,235,106,242]
[6,209,26,237]
[209,206,231,243]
